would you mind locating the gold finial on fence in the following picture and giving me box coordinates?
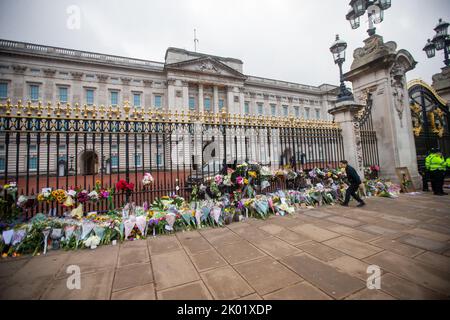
[83,104,88,118]
[26,100,33,116]
[123,100,130,119]
[65,103,71,117]
[91,105,97,119]
[99,105,105,119]
[5,98,12,115]
[16,100,23,116]
[55,102,61,117]
[74,103,80,118]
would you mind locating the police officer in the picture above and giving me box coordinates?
[426,149,447,196]
[422,149,435,192]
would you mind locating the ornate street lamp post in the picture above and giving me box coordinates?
[346,0,391,36]
[423,18,450,67]
[330,34,354,102]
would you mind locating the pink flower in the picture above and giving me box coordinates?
[214,175,223,185]
[236,176,244,185]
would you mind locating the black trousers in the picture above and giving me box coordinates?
[422,170,429,191]
[430,170,445,194]
[344,183,364,205]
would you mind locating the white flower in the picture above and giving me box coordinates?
[142,173,154,186]
[88,190,99,200]
[84,235,101,248]
[67,190,77,197]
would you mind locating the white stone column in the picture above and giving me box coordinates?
[345,34,420,187]
[182,81,189,112]
[238,87,245,115]
[198,83,204,113]
[167,79,176,110]
[328,101,365,178]
[227,86,234,114]
[213,85,219,113]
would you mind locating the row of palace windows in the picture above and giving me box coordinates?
[243,102,321,119]
[0,143,165,172]
[188,96,225,111]
[0,82,163,108]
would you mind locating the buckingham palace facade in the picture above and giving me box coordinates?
[0,39,339,177]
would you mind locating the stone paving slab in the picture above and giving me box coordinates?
[234,256,303,296]
[251,236,302,259]
[378,273,447,300]
[200,266,254,300]
[365,251,450,296]
[289,224,340,242]
[397,234,449,253]
[297,241,346,262]
[370,238,424,258]
[113,263,153,292]
[263,281,332,300]
[215,241,266,265]
[1,193,450,300]
[323,236,383,259]
[281,253,365,299]
[157,281,213,300]
[151,250,200,290]
[111,283,156,300]
[42,270,114,300]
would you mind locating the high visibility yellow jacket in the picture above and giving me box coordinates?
[425,153,435,170]
[426,154,446,171]
[446,157,450,169]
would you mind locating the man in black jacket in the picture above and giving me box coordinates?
[339,160,366,207]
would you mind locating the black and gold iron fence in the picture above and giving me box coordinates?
[0,99,345,217]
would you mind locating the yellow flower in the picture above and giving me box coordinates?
[4,184,10,189]
[37,194,44,201]
[244,178,249,185]
[248,171,257,178]
[327,172,332,177]
[96,180,101,185]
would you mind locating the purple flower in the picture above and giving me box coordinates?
[100,190,110,198]
[148,218,158,226]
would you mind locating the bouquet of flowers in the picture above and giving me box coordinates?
[142,173,154,187]
[116,179,134,192]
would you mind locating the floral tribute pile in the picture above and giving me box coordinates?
[0,165,401,258]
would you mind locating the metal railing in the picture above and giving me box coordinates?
[0,100,344,217]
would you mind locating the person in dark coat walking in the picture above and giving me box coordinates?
[339,160,366,207]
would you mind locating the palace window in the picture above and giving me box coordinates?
[271,104,276,116]
[156,144,164,167]
[189,97,195,110]
[111,145,118,168]
[30,84,39,101]
[86,89,94,105]
[133,93,141,108]
[294,106,300,117]
[315,109,320,119]
[219,99,224,110]
[283,105,288,117]
[244,102,249,114]
[57,145,67,163]
[0,83,7,98]
[204,97,211,111]
[135,144,142,167]
[58,87,68,103]
[257,103,263,115]
[110,91,119,106]
[305,107,310,119]
[154,95,162,108]
[28,145,38,170]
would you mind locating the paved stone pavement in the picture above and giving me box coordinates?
[1,192,450,300]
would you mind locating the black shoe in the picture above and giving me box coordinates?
[340,203,349,207]
[441,192,449,195]
[357,202,366,208]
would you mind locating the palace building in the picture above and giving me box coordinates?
[0,39,340,179]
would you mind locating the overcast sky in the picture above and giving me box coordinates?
[0,0,449,87]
